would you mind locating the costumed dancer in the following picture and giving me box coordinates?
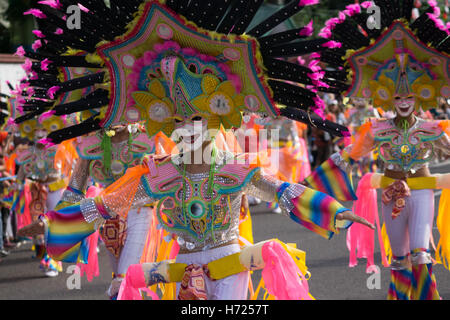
[13,115,73,277]
[346,97,380,175]
[17,0,374,300]
[263,117,306,213]
[310,0,450,300]
[64,124,170,299]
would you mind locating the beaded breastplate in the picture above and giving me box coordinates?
[16,145,59,181]
[77,131,155,185]
[141,153,258,251]
[371,118,444,173]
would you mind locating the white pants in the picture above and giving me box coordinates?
[175,244,249,300]
[382,189,434,258]
[46,188,65,211]
[107,207,152,297]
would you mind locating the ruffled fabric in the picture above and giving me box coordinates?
[261,241,311,300]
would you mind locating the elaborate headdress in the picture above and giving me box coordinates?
[312,0,449,111]
[14,0,351,145]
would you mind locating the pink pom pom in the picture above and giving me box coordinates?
[24,9,47,19]
[298,0,319,6]
[38,0,61,9]
[299,20,314,37]
[54,28,64,35]
[322,40,342,48]
[32,30,46,38]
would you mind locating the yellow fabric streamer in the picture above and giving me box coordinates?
[435,189,450,270]
[381,223,392,265]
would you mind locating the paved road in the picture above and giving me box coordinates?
[0,161,449,300]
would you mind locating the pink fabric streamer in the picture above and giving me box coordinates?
[261,241,311,300]
[118,264,159,300]
[347,173,388,272]
[76,186,102,282]
[77,231,100,282]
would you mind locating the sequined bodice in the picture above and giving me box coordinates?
[140,154,260,251]
[372,118,446,173]
[16,145,60,181]
[77,132,155,185]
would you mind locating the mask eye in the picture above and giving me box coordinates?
[188,64,197,73]
[191,116,203,122]
[174,118,183,124]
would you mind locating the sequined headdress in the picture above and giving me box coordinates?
[14,0,352,145]
[312,0,449,111]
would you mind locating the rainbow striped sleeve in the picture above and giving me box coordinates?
[277,183,352,240]
[42,203,95,263]
[304,149,357,202]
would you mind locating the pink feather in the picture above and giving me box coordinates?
[299,20,314,37]
[15,46,26,57]
[41,58,52,71]
[318,27,332,38]
[298,0,319,6]
[54,28,64,35]
[32,40,42,51]
[361,1,373,9]
[32,30,46,38]
[38,0,62,9]
[39,110,56,123]
[47,86,60,99]
[21,59,33,73]
[24,9,47,19]
[78,4,90,13]
[322,40,342,49]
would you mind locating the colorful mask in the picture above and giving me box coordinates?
[314,1,450,112]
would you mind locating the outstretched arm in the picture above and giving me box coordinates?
[243,169,374,240]
[19,165,155,263]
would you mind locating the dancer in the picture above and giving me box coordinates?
[14,117,72,277]
[311,0,450,300]
[61,124,161,298]
[17,0,374,300]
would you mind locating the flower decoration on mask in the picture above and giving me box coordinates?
[19,119,37,140]
[42,116,66,134]
[411,75,444,111]
[191,74,244,131]
[369,75,396,111]
[132,79,175,138]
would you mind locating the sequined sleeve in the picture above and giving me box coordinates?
[59,158,91,204]
[244,170,352,239]
[434,131,450,156]
[79,176,155,226]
